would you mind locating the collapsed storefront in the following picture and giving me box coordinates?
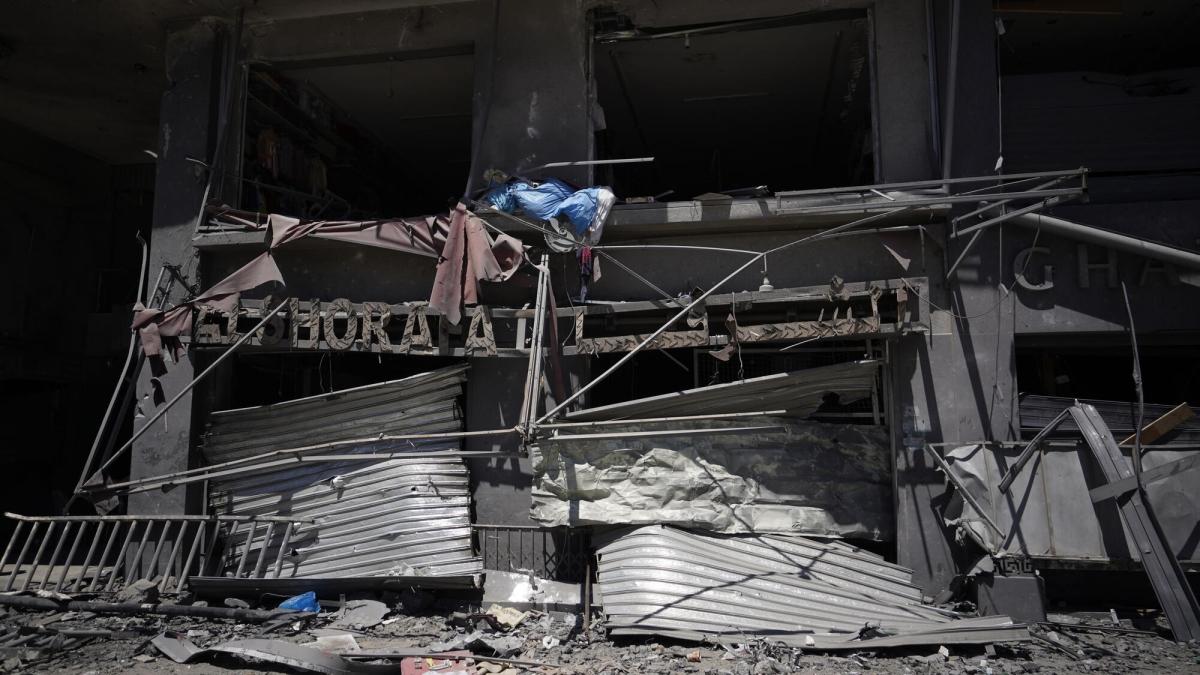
[3,0,1199,658]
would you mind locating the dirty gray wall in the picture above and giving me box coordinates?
[471,0,592,186]
[888,0,1011,594]
[129,22,224,516]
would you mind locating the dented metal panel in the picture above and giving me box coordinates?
[204,366,482,578]
[594,526,962,639]
[562,360,879,421]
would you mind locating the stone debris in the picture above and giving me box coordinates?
[0,590,1193,674]
[328,599,390,631]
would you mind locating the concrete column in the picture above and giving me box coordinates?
[472,0,593,186]
[873,0,937,182]
[466,355,589,527]
[128,22,224,515]
[890,1,1013,594]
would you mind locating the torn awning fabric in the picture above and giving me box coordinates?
[428,204,526,325]
[133,205,524,357]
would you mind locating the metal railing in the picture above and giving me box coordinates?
[0,513,303,595]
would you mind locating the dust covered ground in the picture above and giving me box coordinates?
[1,598,1197,675]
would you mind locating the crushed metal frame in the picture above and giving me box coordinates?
[997,404,1200,642]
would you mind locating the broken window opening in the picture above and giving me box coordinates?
[592,10,874,201]
[236,52,474,220]
[226,352,463,410]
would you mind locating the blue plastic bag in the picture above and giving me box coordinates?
[277,591,320,612]
[556,187,607,235]
[482,179,613,243]
[509,179,574,221]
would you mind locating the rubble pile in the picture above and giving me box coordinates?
[0,588,1194,674]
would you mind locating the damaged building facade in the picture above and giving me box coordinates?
[3,0,1199,651]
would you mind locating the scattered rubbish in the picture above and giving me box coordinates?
[541,635,560,648]
[224,597,251,609]
[0,593,299,623]
[304,633,361,653]
[427,631,524,658]
[329,599,388,629]
[399,652,474,675]
[279,591,321,613]
[152,634,393,674]
[114,579,158,604]
[484,603,528,629]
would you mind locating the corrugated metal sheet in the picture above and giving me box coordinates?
[595,525,986,642]
[564,360,879,422]
[204,365,483,578]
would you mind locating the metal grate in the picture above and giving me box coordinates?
[473,525,588,582]
[0,513,301,595]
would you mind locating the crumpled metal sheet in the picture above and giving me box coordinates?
[563,360,879,421]
[594,525,1014,644]
[531,418,892,538]
[204,366,482,578]
[940,442,1200,562]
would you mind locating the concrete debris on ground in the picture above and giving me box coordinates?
[0,588,1192,674]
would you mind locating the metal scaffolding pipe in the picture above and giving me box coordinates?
[1011,213,1200,272]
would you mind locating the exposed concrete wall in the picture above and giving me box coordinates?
[466,356,589,527]
[129,22,223,516]
[891,1,1012,594]
[1008,200,1200,335]
[873,0,937,181]
[473,0,593,186]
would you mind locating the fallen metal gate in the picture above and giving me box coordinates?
[998,404,1200,642]
[0,513,302,595]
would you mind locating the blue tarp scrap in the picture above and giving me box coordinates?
[483,178,615,244]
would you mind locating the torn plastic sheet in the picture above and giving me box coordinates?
[531,418,892,538]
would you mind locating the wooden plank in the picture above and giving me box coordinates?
[1119,402,1195,446]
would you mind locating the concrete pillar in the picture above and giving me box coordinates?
[472,0,593,186]
[128,22,224,515]
[465,355,588,527]
[890,1,1013,594]
[873,0,938,182]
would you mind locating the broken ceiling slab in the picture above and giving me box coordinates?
[532,418,891,538]
[563,359,879,421]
